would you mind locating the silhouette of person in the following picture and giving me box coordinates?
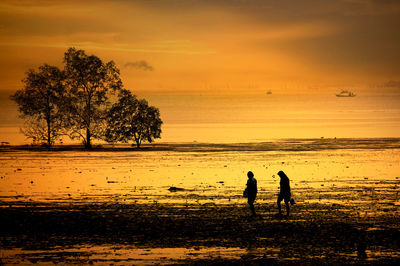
[277,170,291,216]
[245,171,257,216]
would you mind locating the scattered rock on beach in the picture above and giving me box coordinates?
[168,187,184,192]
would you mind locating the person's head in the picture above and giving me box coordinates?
[278,170,288,179]
[247,171,254,179]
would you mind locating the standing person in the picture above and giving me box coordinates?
[244,171,257,217]
[277,170,291,217]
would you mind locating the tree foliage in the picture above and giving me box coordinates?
[19,116,64,146]
[11,48,162,148]
[10,65,65,147]
[105,89,162,148]
[64,48,122,148]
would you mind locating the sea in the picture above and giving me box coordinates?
[1,91,400,144]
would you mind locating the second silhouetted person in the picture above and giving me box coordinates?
[245,171,257,216]
[277,170,291,217]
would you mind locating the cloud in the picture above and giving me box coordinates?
[124,60,154,71]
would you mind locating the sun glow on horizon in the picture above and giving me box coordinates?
[0,0,400,144]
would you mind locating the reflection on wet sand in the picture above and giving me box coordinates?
[1,202,400,264]
[3,245,397,265]
[0,139,399,264]
[1,246,261,264]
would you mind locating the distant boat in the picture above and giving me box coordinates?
[266,90,272,95]
[336,90,356,97]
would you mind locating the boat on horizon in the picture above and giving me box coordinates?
[336,90,356,97]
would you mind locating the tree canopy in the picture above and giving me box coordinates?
[105,89,162,148]
[11,64,66,147]
[64,48,122,148]
[11,48,162,148]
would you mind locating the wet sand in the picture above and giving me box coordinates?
[1,139,400,264]
[1,201,400,264]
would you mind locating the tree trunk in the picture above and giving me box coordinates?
[86,128,92,149]
[47,119,51,149]
[86,95,92,149]
[135,137,142,148]
[134,134,141,148]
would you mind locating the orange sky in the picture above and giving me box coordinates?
[0,0,400,95]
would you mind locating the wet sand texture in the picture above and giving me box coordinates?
[1,139,400,264]
[1,202,400,264]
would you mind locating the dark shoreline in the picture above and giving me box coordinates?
[1,137,400,152]
[1,201,400,264]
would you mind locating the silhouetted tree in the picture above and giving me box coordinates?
[10,65,66,147]
[64,48,122,148]
[105,89,162,148]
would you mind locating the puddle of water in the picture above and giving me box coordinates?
[0,245,277,265]
[2,244,398,264]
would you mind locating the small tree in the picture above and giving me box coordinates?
[64,48,122,148]
[105,89,162,148]
[11,65,65,148]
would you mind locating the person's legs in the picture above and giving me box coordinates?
[284,198,290,216]
[250,202,256,216]
[248,197,256,216]
[277,195,283,215]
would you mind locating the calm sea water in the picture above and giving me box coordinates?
[1,92,400,144]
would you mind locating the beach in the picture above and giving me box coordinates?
[1,138,400,264]
[2,0,400,264]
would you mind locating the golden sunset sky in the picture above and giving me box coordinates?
[1,0,400,144]
[0,0,399,95]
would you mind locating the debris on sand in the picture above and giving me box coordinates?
[168,187,184,192]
